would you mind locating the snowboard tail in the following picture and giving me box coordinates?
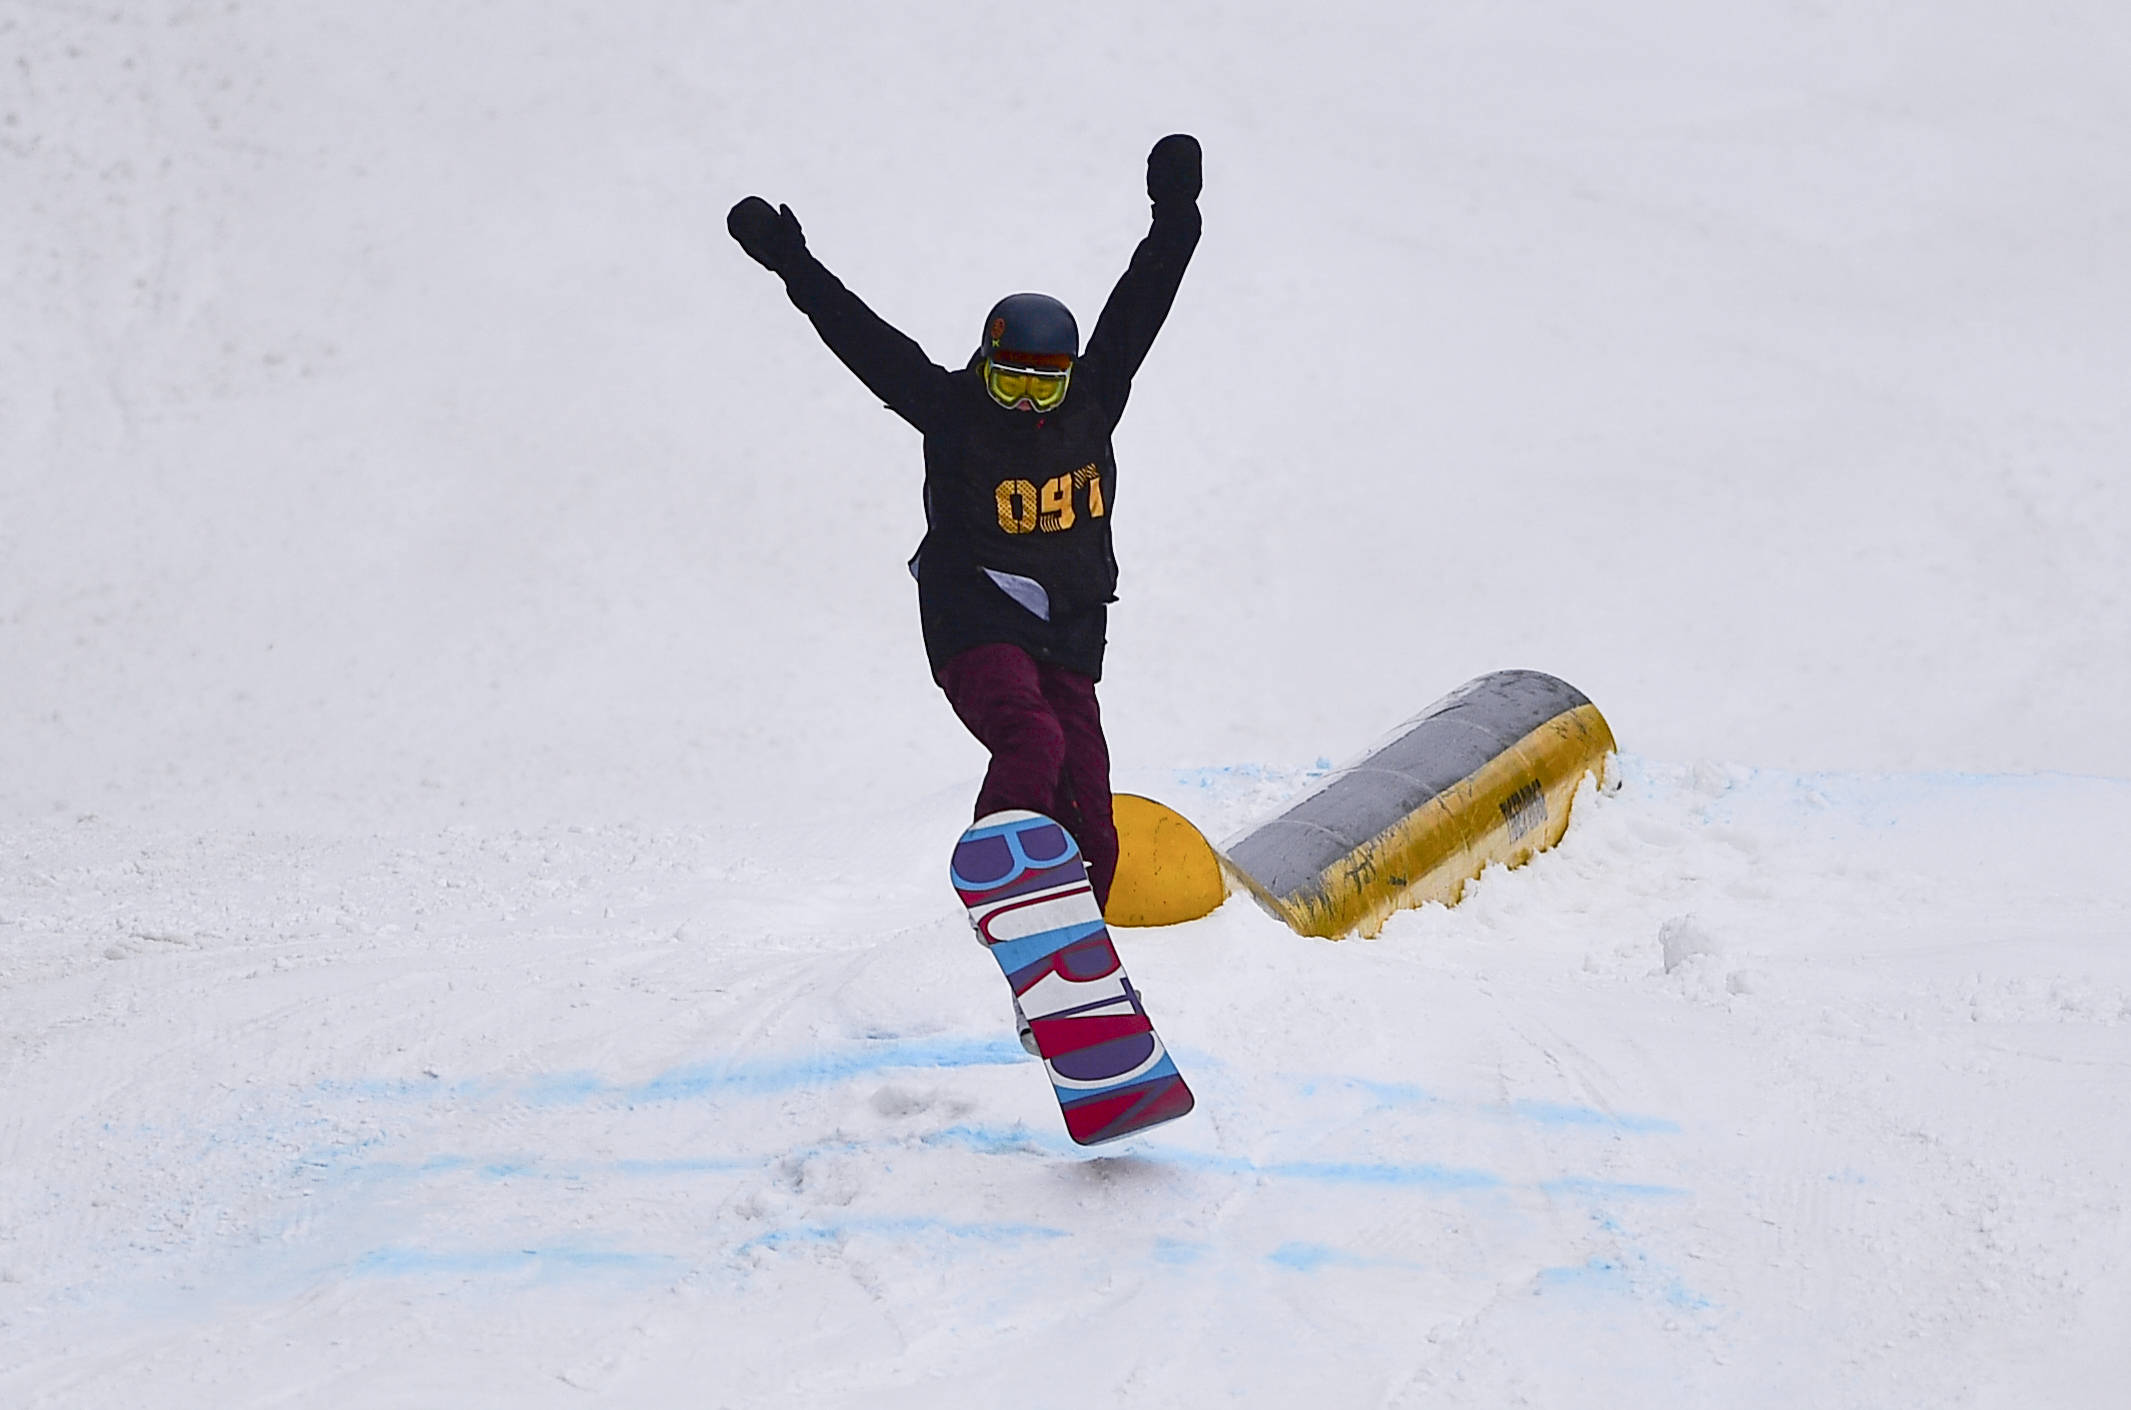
[951,811,1194,1145]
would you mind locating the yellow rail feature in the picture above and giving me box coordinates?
[1218,670,1615,939]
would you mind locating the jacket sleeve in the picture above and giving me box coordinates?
[1077,199,1202,423]
[779,254,955,435]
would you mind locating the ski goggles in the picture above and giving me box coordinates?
[984,356,1072,412]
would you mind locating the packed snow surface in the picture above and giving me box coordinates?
[4,2,2128,1406]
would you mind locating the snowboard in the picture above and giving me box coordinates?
[950,810,1195,1146]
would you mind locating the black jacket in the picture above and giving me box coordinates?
[776,200,1200,680]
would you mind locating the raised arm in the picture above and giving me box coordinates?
[728,197,954,434]
[1078,135,1203,418]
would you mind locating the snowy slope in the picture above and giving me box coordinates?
[4,2,2129,1406]
[4,767,2128,1406]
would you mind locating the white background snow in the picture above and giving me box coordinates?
[4,2,2128,1405]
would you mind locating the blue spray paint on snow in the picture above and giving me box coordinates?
[519,1071,608,1104]
[920,1124,1054,1158]
[1541,1176,1690,1201]
[332,1150,807,1186]
[1291,1075,1435,1107]
[1267,1241,1418,1273]
[610,1156,758,1176]
[314,1034,1026,1110]
[922,1124,1503,1191]
[352,1244,677,1278]
[289,1039,1694,1288]
[1276,1075,1680,1135]
[314,1041,1681,1160]
[737,1215,1068,1256]
[1260,1157,1501,1190]
[1511,1101,1680,1134]
[1153,1238,1208,1265]
[1536,1255,1711,1311]
[565,1035,1026,1104]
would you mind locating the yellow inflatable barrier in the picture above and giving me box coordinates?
[1219,670,1615,939]
[1105,793,1227,928]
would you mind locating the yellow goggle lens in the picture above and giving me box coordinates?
[986,361,1070,411]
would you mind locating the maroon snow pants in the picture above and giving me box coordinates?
[937,643,1118,909]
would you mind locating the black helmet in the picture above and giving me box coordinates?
[980,293,1079,366]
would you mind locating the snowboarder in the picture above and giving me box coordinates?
[727,135,1202,909]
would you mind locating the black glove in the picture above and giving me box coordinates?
[727,196,807,274]
[1146,134,1202,205]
